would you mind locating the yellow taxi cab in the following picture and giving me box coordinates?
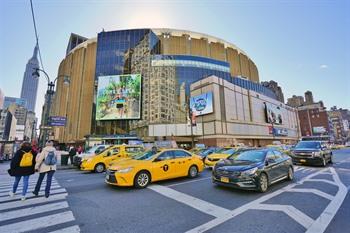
[105,149,204,188]
[80,145,144,173]
[204,147,238,168]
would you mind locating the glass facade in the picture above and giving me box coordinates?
[93,29,160,135]
[151,55,231,95]
[96,29,159,77]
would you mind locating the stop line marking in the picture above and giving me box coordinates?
[183,167,347,233]
[148,184,231,218]
[251,204,314,229]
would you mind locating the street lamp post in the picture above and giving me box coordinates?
[32,68,70,146]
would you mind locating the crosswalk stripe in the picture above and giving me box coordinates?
[0,201,69,222]
[48,225,80,233]
[0,193,67,211]
[0,188,66,202]
[0,179,58,185]
[0,184,61,193]
[0,185,62,196]
[0,180,59,187]
[0,211,75,233]
[0,181,59,188]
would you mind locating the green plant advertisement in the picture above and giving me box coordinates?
[96,74,141,120]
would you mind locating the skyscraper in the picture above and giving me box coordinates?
[20,43,39,112]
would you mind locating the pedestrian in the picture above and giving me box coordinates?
[77,145,83,154]
[32,140,58,198]
[8,142,36,201]
[68,146,77,165]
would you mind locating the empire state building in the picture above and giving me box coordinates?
[20,43,40,112]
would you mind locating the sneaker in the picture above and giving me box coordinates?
[9,191,15,197]
[21,196,26,201]
[32,191,38,196]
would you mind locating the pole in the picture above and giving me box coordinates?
[190,110,194,148]
[42,81,54,146]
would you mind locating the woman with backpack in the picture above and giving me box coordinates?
[8,142,36,201]
[33,140,57,198]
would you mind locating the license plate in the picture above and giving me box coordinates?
[300,159,306,163]
[220,177,229,183]
[105,174,110,180]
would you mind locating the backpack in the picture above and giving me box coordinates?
[19,151,33,167]
[44,151,57,166]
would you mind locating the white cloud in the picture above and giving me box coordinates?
[319,64,328,69]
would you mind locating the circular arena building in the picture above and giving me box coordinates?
[52,28,299,146]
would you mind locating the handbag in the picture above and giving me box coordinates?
[7,168,14,176]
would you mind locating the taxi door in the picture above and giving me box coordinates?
[151,151,177,181]
[104,147,121,165]
[173,150,193,177]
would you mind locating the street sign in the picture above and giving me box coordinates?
[49,116,66,126]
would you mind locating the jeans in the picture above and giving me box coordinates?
[12,175,29,196]
[34,170,55,197]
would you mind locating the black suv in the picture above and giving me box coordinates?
[291,141,332,166]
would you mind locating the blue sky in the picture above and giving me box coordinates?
[0,0,349,123]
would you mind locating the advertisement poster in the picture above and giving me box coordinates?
[265,102,283,125]
[96,74,141,120]
[190,92,213,116]
[313,126,327,134]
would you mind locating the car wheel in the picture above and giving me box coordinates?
[134,171,150,188]
[287,167,294,181]
[94,163,105,173]
[321,157,327,167]
[188,165,198,178]
[258,173,268,193]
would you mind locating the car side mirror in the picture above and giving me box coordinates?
[95,149,101,154]
[153,157,161,162]
[106,151,111,157]
[266,158,275,165]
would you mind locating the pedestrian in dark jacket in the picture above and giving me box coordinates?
[68,146,76,165]
[9,142,36,201]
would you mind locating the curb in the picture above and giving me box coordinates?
[57,166,77,171]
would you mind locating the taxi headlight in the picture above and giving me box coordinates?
[241,167,258,176]
[117,167,133,173]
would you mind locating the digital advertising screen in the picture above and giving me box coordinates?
[190,92,214,116]
[265,102,283,125]
[96,74,141,120]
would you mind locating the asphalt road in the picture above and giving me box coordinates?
[1,149,349,233]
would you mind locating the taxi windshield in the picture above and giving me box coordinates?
[133,150,158,161]
[220,148,236,155]
[96,146,113,155]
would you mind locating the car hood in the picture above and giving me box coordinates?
[109,159,148,170]
[207,153,230,159]
[215,159,263,171]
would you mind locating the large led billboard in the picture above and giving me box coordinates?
[96,74,141,120]
[265,102,283,125]
[190,92,213,116]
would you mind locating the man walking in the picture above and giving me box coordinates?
[33,140,57,198]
